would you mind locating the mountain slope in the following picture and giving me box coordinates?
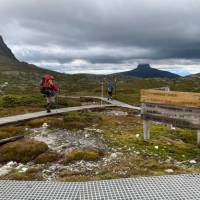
[2,36,197,100]
[0,35,18,61]
[0,36,107,96]
[119,64,180,79]
[0,36,71,95]
[0,36,68,77]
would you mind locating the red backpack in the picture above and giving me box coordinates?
[40,74,59,92]
[41,74,53,88]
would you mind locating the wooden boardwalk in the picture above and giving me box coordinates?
[0,96,140,126]
[65,96,141,110]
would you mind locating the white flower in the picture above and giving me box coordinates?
[21,167,28,172]
[189,160,197,164]
[42,123,48,128]
[164,169,174,173]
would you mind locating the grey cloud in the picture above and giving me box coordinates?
[12,45,154,64]
[1,0,200,74]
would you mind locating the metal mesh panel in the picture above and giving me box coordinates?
[1,174,200,200]
[0,181,80,200]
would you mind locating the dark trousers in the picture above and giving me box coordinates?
[108,91,112,100]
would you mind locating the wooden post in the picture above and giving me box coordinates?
[167,124,171,129]
[197,130,200,147]
[0,135,24,146]
[114,77,117,96]
[164,86,170,92]
[143,120,151,141]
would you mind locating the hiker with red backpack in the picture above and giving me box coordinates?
[40,74,59,113]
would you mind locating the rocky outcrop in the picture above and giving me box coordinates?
[0,35,18,61]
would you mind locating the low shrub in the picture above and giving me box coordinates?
[57,97,81,107]
[0,94,44,108]
[1,95,20,108]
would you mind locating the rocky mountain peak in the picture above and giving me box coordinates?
[118,63,180,78]
[0,35,18,61]
[136,64,151,70]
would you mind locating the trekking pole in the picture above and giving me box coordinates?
[55,82,60,113]
[114,77,117,97]
[101,80,103,106]
[55,94,58,113]
[55,89,60,113]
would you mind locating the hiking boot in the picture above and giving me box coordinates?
[47,109,51,113]
[46,103,51,113]
[51,103,56,109]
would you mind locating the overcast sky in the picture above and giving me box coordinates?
[1,0,200,75]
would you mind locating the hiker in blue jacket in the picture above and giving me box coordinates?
[107,82,114,100]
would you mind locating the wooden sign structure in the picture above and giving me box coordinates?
[141,89,200,145]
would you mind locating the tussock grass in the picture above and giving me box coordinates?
[0,126,27,140]
[34,151,61,164]
[56,97,81,107]
[63,111,102,130]
[58,174,99,182]
[23,111,102,130]
[1,168,43,181]
[24,117,64,128]
[64,149,102,163]
[0,139,48,163]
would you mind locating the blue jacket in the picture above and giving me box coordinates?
[108,83,114,92]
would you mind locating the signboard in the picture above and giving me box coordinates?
[141,89,200,108]
[141,103,200,129]
[140,89,200,145]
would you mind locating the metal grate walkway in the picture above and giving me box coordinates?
[0,174,200,199]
